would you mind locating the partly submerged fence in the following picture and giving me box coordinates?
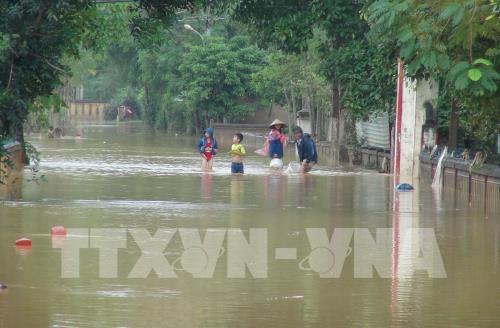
[420,151,500,213]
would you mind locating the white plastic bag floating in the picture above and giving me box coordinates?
[285,161,301,174]
[269,158,284,170]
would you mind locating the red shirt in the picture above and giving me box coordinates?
[204,139,213,161]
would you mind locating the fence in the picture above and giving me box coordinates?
[420,152,500,213]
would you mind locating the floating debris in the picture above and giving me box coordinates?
[51,225,67,236]
[395,183,414,192]
[15,238,32,246]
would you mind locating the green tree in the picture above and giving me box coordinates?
[232,0,396,159]
[0,0,218,143]
[251,52,300,129]
[251,51,333,138]
[367,0,500,153]
[137,35,186,130]
[0,1,95,142]
[179,35,266,132]
[367,0,499,95]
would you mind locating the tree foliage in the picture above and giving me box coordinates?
[233,0,396,116]
[180,35,266,126]
[3,0,497,160]
[0,1,95,140]
[72,10,270,134]
[367,0,500,150]
[367,0,500,95]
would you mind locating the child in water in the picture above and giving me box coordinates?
[229,133,246,174]
[198,127,218,171]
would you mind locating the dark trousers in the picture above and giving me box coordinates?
[231,162,244,174]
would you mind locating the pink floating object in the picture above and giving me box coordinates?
[15,238,32,247]
[51,235,67,248]
[51,226,67,236]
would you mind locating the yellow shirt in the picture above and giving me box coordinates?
[230,144,246,163]
[230,143,246,156]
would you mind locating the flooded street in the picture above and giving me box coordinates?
[0,122,499,327]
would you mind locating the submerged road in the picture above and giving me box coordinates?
[0,122,498,327]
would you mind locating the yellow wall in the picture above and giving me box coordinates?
[68,101,108,121]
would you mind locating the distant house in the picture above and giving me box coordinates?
[296,108,311,134]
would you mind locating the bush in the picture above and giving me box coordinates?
[104,106,118,121]
[108,87,142,120]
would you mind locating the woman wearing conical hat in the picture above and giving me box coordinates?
[267,119,287,163]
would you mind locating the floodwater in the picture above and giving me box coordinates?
[0,122,499,327]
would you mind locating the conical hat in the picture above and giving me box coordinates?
[269,118,286,128]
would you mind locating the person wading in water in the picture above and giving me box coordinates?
[293,126,317,173]
[198,127,218,171]
[267,119,287,169]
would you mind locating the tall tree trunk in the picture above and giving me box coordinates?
[315,98,321,138]
[284,91,293,137]
[0,116,8,137]
[291,83,297,128]
[204,111,209,128]
[193,110,202,135]
[448,98,459,150]
[268,100,273,118]
[330,80,342,164]
[337,84,348,163]
[10,121,26,164]
[314,93,321,137]
[144,83,153,126]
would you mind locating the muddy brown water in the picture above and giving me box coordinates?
[0,122,499,327]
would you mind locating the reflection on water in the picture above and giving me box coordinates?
[0,122,499,327]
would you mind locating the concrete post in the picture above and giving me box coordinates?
[393,60,438,184]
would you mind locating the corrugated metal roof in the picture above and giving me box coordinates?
[356,113,390,150]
